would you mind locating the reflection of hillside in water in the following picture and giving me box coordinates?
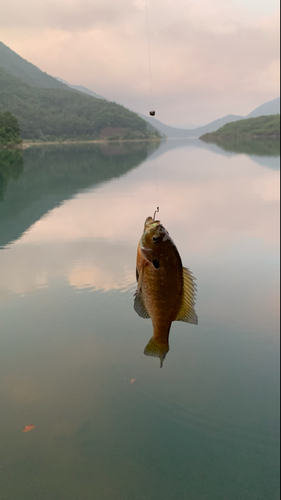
[200,137,280,168]
[0,142,158,248]
[0,150,24,202]
[0,239,136,303]
[204,138,280,157]
[151,138,280,170]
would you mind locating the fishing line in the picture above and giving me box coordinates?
[153,206,159,221]
[144,0,155,115]
[144,0,160,216]
[154,153,160,215]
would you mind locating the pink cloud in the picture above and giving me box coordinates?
[0,0,279,122]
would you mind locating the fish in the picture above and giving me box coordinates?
[134,216,198,367]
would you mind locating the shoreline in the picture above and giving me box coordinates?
[200,133,280,141]
[22,138,162,148]
[0,143,23,151]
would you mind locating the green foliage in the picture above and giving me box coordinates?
[0,149,23,200]
[201,115,280,140]
[0,41,69,90]
[0,67,155,141]
[0,109,22,145]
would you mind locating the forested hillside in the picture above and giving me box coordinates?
[0,42,157,142]
[0,67,154,141]
[200,115,280,141]
[0,41,70,90]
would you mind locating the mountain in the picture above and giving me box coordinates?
[200,115,280,141]
[139,103,279,138]
[56,77,106,100]
[141,113,245,137]
[51,78,246,138]
[183,114,246,137]
[246,97,280,118]
[139,99,280,137]
[138,113,191,137]
[0,67,155,141]
[52,76,280,139]
[0,41,70,90]
[0,42,156,141]
[67,84,105,100]
[1,41,279,141]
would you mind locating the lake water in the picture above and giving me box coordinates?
[0,139,280,500]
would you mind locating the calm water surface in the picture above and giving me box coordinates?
[0,140,280,500]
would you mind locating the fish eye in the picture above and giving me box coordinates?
[152,236,157,242]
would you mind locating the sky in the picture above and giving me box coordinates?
[0,0,280,124]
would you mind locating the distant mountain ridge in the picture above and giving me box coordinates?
[139,100,280,137]
[0,41,279,140]
[138,113,246,138]
[246,98,280,118]
[53,76,279,138]
[58,76,280,138]
[56,77,106,100]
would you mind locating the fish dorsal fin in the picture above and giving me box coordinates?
[144,337,169,368]
[176,267,198,325]
[134,290,150,319]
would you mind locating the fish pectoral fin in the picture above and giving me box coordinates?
[144,337,169,368]
[175,267,198,325]
[134,290,150,319]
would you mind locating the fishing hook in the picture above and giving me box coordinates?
[153,207,159,220]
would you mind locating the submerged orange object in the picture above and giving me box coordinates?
[134,216,198,367]
[22,424,35,433]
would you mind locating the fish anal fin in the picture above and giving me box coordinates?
[134,290,150,319]
[176,267,198,325]
[144,337,169,368]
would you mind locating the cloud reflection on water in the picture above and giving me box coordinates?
[15,146,279,252]
[0,241,136,303]
[0,144,279,337]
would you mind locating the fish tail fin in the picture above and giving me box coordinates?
[144,337,169,368]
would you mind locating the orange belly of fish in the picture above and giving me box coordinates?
[141,261,183,339]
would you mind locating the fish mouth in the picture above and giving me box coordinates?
[144,217,161,230]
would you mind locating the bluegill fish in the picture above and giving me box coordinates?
[134,216,198,367]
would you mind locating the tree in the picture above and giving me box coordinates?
[0,110,22,145]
